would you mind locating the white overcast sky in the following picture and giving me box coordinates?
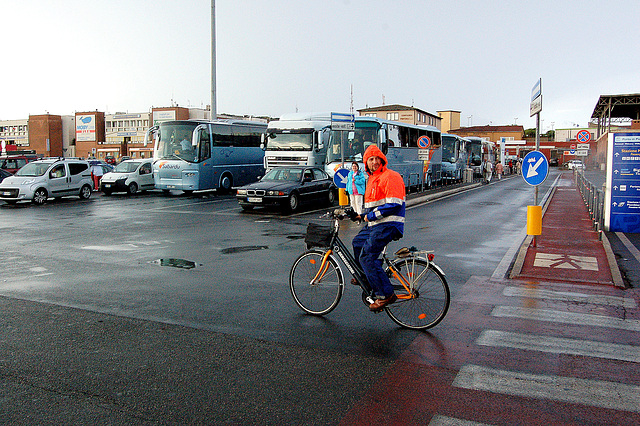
[3,0,639,131]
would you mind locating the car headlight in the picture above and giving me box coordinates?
[237,189,247,195]
[268,190,286,196]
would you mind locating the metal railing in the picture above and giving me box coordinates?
[575,168,605,235]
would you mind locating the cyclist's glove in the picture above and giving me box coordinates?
[344,207,360,222]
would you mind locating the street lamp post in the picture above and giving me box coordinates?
[211,0,217,120]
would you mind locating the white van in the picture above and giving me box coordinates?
[0,158,93,205]
[100,158,155,195]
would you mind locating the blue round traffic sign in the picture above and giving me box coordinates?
[522,151,549,186]
[333,168,350,189]
[417,135,431,148]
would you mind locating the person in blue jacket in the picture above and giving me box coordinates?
[345,162,366,215]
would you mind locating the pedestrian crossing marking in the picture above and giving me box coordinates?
[453,364,640,413]
[533,252,598,270]
[491,305,640,332]
[477,330,640,363]
[429,415,491,426]
[503,286,638,308]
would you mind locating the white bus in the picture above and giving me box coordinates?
[149,119,267,194]
[261,113,332,171]
[465,136,495,178]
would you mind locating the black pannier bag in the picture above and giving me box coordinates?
[304,223,333,249]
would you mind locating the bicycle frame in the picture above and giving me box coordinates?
[311,218,418,302]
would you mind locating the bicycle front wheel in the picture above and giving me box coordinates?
[384,258,450,330]
[289,249,344,315]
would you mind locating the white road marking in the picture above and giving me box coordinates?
[503,286,637,308]
[616,232,640,263]
[491,305,640,332]
[453,364,640,413]
[533,252,598,270]
[429,415,492,426]
[477,330,640,363]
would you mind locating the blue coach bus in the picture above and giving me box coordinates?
[441,133,468,182]
[149,119,267,194]
[325,116,442,191]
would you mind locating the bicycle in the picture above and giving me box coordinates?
[289,208,450,330]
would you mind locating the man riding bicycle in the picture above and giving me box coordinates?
[352,145,406,312]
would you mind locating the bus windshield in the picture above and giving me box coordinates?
[442,136,456,163]
[468,143,482,166]
[265,131,313,151]
[327,125,379,163]
[156,122,198,163]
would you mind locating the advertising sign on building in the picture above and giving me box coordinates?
[605,133,640,232]
[76,114,96,142]
[153,110,176,125]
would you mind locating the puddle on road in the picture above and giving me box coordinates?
[149,258,198,269]
[220,245,268,254]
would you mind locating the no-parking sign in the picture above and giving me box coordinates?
[576,130,592,143]
[417,135,431,148]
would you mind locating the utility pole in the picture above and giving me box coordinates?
[211,0,217,120]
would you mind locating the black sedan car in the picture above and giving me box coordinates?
[236,166,337,213]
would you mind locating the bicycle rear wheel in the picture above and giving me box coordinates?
[384,258,450,330]
[289,249,344,315]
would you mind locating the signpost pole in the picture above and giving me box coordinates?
[529,78,543,245]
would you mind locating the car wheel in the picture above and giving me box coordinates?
[327,188,336,205]
[127,182,138,195]
[32,188,48,205]
[79,184,92,200]
[287,192,300,213]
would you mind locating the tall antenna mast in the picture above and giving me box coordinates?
[350,84,354,114]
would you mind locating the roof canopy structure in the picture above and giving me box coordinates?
[591,94,640,137]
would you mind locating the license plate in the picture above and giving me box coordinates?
[103,184,111,188]
[2,191,11,196]
[247,197,262,203]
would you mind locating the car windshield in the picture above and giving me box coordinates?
[262,168,302,182]
[15,162,52,177]
[114,162,141,173]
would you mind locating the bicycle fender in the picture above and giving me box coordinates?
[430,262,446,276]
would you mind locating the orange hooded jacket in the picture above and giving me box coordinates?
[362,145,406,234]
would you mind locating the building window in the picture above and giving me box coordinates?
[386,112,399,121]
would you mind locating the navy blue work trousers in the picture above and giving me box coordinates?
[352,223,402,298]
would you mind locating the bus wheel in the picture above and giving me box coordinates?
[219,174,233,194]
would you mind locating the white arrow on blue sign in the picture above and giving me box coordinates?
[522,150,549,186]
[333,168,350,189]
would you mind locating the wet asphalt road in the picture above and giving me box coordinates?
[1,173,555,357]
[0,173,563,423]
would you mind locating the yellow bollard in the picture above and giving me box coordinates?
[527,205,542,235]
[338,188,349,206]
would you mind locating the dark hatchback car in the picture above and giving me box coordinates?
[236,166,336,213]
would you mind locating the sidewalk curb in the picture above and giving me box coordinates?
[601,231,626,288]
